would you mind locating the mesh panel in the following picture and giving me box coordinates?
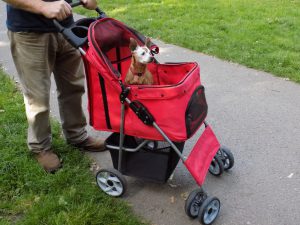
[91,19,149,78]
[186,85,208,138]
[93,20,144,61]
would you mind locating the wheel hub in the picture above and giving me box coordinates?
[203,199,220,224]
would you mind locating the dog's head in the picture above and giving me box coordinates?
[129,37,154,64]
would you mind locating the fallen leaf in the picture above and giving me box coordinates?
[181,192,188,200]
[168,182,178,188]
[90,162,100,171]
[170,196,175,203]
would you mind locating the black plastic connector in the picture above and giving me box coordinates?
[129,101,154,126]
[119,81,130,104]
[53,20,88,48]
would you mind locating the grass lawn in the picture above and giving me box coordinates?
[76,0,300,83]
[0,69,146,225]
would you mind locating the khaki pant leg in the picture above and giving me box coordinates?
[53,34,88,144]
[8,31,57,152]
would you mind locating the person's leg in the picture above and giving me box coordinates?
[8,31,61,171]
[8,31,55,151]
[53,34,105,151]
[53,33,88,143]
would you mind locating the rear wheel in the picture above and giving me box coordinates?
[95,168,127,197]
[144,140,158,151]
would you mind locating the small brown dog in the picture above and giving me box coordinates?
[125,37,154,85]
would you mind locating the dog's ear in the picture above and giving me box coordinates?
[129,38,138,51]
[145,37,151,49]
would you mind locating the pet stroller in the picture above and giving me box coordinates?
[55,2,234,224]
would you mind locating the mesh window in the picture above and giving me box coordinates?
[186,85,208,138]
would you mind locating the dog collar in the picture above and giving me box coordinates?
[130,67,144,77]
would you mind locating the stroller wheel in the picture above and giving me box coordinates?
[185,188,208,219]
[144,140,158,151]
[95,168,127,197]
[209,156,224,176]
[219,147,234,170]
[198,196,221,225]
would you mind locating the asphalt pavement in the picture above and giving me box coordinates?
[1,2,299,225]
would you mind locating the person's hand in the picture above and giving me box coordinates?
[40,0,72,21]
[80,0,97,10]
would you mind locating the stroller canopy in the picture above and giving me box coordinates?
[89,18,158,79]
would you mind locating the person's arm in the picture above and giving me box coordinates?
[3,0,72,21]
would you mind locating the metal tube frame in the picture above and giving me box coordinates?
[152,122,186,162]
[107,139,150,152]
[118,103,126,171]
[79,47,86,55]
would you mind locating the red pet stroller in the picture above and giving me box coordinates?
[55,2,234,224]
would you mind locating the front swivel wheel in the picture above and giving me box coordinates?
[198,196,221,225]
[219,146,234,170]
[185,188,208,218]
[209,155,224,176]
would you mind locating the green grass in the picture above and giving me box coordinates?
[76,0,300,82]
[0,69,146,225]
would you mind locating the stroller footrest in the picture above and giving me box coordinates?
[184,125,220,186]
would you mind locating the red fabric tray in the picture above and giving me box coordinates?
[184,125,220,185]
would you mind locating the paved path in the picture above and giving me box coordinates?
[1,3,300,225]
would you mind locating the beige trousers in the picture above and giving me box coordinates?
[8,31,88,152]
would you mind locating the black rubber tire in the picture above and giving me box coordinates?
[209,155,224,176]
[95,168,127,197]
[198,196,221,225]
[185,188,208,219]
[220,147,234,170]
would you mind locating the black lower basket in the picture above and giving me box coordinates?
[106,133,185,183]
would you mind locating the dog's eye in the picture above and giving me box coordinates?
[141,52,145,56]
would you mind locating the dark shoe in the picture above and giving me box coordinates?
[73,136,106,152]
[34,150,61,173]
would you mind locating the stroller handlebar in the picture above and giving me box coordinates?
[70,1,83,8]
[53,1,106,50]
